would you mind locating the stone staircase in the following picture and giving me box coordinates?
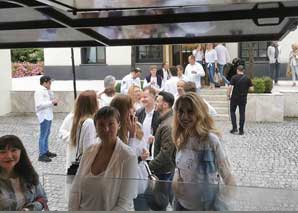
[200,88,230,121]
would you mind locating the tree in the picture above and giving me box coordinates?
[11,48,44,63]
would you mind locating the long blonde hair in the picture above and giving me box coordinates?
[292,43,298,56]
[70,90,98,146]
[110,94,143,144]
[127,85,141,106]
[173,92,221,150]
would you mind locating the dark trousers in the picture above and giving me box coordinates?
[230,100,246,131]
[269,62,280,83]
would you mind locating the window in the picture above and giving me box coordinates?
[81,47,105,64]
[136,45,163,63]
[239,41,270,62]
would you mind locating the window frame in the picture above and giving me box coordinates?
[135,45,163,63]
[81,47,106,64]
[239,41,270,63]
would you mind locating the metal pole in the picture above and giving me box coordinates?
[71,48,77,99]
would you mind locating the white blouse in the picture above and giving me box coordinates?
[69,138,138,211]
[205,49,218,64]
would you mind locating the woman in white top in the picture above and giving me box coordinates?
[289,43,298,86]
[69,90,98,170]
[68,106,138,211]
[172,93,235,210]
[58,112,74,172]
[205,43,218,89]
[192,44,204,65]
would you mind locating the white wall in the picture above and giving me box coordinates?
[0,50,12,115]
[44,48,81,66]
[106,46,131,65]
[279,27,298,63]
[226,43,238,61]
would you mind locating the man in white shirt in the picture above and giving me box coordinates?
[120,68,142,94]
[164,66,180,96]
[184,55,205,93]
[34,75,58,162]
[215,43,231,85]
[267,41,281,85]
[136,87,160,157]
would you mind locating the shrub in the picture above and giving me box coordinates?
[263,77,273,93]
[12,62,44,78]
[11,48,44,63]
[252,78,265,93]
[115,82,121,93]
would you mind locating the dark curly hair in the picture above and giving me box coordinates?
[0,135,39,186]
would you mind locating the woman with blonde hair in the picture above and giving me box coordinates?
[69,90,98,172]
[289,42,298,86]
[172,92,235,210]
[127,85,143,110]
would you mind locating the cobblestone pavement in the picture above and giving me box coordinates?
[0,113,298,210]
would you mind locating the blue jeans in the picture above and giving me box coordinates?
[207,63,215,84]
[269,62,280,83]
[218,64,230,84]
[291,65,298,82]
[39,119,52,156]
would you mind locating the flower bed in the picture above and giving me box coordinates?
[12,62,44,78]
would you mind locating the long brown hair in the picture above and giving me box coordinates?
[173,92,221,150]
[110,94,143,144]
[70,90,98,146]
[0,135,39,186]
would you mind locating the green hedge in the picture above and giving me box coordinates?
[252,78,265,93]
[263,77,273,93]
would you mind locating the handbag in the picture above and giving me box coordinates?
[143,162,170,211]
[67,123,83,175]
[287,64,292,78]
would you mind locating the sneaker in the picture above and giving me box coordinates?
[292,82,296,87]
[46,151,57,158]
[239,130,244,135]
[38,155,52,162]
[230,129,238,134]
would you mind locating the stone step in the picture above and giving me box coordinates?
[208,100,229,108]
[200,88,227,95]
[213,114,230,121]
[201,95,228,101]
[214,107,229,114]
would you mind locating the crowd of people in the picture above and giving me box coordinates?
[1,41,297,210]
[0,60,243,210]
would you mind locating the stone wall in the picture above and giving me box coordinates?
[11,91,76,113]
[246,93,284,122]
[279,91,298,117]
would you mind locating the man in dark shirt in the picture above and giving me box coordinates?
[227,65,253,135]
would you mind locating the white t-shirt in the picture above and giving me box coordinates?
[215,44,230,65]
[192,49,204,62]
[120,74,141,94]
[184,63,205,88]
[164,76,180,95]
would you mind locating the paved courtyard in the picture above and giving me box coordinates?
[0,113,298,210]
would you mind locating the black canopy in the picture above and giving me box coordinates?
[0,0,297,48]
